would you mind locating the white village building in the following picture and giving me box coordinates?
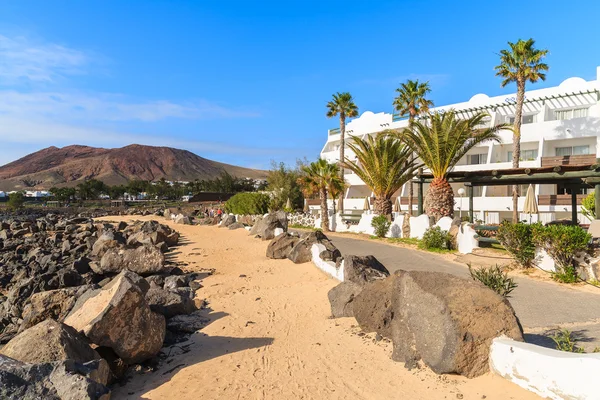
[320,66,600,224]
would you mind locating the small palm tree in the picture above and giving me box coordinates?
[342,135,418,216]
[326,92,359,213]
[402,111,507,221]
[393,80,433,215]
[495,38,548,221]
[297,159,344,231]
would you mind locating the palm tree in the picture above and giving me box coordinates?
[402,111,507,221]
[495,38,548,222]
[393,80,433,215]
[342,134,418,216]
[326,92,359,213]
[297,159,344,231]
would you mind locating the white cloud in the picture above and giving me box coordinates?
[0,90,259,121]
[0,35,88,83]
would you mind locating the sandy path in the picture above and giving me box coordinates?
[104,216,539,400]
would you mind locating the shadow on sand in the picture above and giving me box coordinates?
[117,309,274,399]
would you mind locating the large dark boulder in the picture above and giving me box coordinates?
[389,270,523,378]
[20,285,95,331]
[1,320,103,368]
[327,281,362,318]
[228,222,245,230]
[288,231,340,264]
[219,214,236,228]
[145,287,196,318]
[266,233,300,259]
[64,270,165,364]
[352,275,397,338]
[343,255,389,286]
[0,355,111,400]
[95,244,165,276]
[253,211,287,240]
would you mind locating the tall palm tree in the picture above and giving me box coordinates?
[326,92,359,213]
[402,111,507,221]
[297,159,344,232]
[393,80,433,215]
[342,134,418,216]
[495,38,548,222]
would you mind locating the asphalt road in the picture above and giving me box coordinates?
[328,234,600,349]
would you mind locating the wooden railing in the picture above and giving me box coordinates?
[540,154,596,167]
[538,194,587,206]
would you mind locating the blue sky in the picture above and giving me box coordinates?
[0,0,599,169]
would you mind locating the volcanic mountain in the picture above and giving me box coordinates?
[0,144,268,191]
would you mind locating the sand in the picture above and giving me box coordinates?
[104,216,540,400]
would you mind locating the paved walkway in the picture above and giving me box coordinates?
[328,235,600,350]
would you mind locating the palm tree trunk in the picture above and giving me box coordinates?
[320,187,330,232]
[407,114,415,216]
[512,80,525,222]
[339,114,345,213]
[374,197,392,216]
[425,177,454,221]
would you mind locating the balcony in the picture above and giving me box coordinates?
[328,127,341,135]
[540,154,597,167]
[538,194,586,206]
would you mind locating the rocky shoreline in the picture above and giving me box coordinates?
[0,209,212,399]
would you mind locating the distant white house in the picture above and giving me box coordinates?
[0,191,6,198]
[24,190,51,198]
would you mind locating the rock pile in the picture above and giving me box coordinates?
[328,261,524,378]
[0,213,212,397]
[266,230,341,265]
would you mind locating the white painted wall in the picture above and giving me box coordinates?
[490,337,600,400]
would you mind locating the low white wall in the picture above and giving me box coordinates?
[351,213,376,236]
[457,223,479,254]
[409,214,430,239]
[490,337,600,399]
[535,247,556,272]
[387,217,403,238]
[310,243,344,281]
[435,216,453,232]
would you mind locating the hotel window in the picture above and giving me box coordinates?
[507,114,535,124]
[555,145,590,156]
[554,108,589,120]
[507,149,538,161]
[467,153,487,165]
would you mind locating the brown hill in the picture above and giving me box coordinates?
[0,144,267,191]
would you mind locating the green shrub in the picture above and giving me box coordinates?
[468,264,517,297]
[532,224,590,283]
[419,226,453,250]
[550,329,584,353]
[581,191,595,220]
[224,192,270,215]
[371,215,391,238]
[7,192,25,210]
[496,222,536,268]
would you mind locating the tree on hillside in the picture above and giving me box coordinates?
[401,111,507,221]
[326,92,359,213]
[495,38,548,222]
[297,159,343,231]
[393,80,433,215]
[343,135,418,216]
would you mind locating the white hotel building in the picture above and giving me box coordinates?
[320,66,600,224]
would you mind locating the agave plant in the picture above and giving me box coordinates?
[402,111,507,220]
[297,159,344,231]
[343,134,418,216]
